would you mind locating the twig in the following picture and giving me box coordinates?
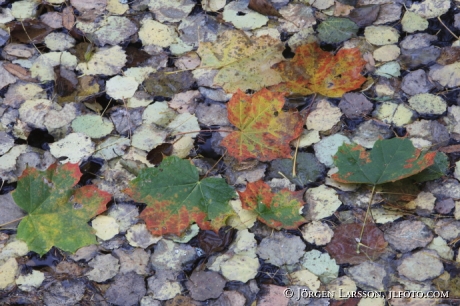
[0,216,25,228]
[356,185,376,254]
[437,16,459,40]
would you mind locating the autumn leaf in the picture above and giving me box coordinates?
[220,88,303,162]
[270,42,366,98]
[331,138,437,185]
[238,180,305,229]
[324,223,388,265]
[124,156,236,236]
[12,163,111,256]
[197,30,284,92]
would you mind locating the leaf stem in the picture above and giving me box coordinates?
[0,216,25,228]
[356,184,376,254]
[172,129,235,136]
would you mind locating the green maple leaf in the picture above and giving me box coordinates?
[238,180,305,229]
[13,163,111,256]
[331,138,438,185]
[124,156,236,236]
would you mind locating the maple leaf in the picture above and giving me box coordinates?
[13,163,111,256]
[270,42,366,98]
[238,180,305,229]
[197,30,284,93]
[124,156,236,236]
[220,88,303,162]
[331,138,437,185]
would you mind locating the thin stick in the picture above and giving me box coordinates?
[21,21,42,55]
[173,129,235,136]
[203,149,227,178]
[0,216,25,228]
[100,98,112,117]
[437,16,459,40]
[292,137,300,177]
[356,185,376,254]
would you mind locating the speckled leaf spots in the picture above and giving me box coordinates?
[270,42,366,97]
[238,180,305,229]
[123,156,236,236]
[221,88,303,162]
[331,138,437,185]
[196,30,284,92]
[12,163,111,256]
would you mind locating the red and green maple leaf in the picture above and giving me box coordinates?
[12,163,111,256]
[124,156,236,236]
[238,180,305,229]
[270,42,366,98]
[331,138,437,185]
[220,88,303,162]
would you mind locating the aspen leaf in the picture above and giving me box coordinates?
[271,42,366,97]
[12,163,111,255]
[221,88,303,162]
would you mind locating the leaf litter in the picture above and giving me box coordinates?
[1,0,460,304]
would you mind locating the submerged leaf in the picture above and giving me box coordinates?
[221,88,303,162]
[124,156,236,236]
[13,163,111,255]
[331,138,437,185]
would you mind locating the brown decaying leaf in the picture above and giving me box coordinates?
[248,0,283,18]
[146,143,173,165]
[62,6,75,31]
[54,66,77,97]
[324,223,388,265]
[439,144,460,153]
[197,227,235,255]
[7,19,53,44]
[3,63,36,82]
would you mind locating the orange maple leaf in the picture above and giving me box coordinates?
[270,42,366,98]
[221,88,303,162]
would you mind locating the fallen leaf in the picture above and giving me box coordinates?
[324,223,387,265]
[270,42,366,97]
[220,89,303,161]
[197,30,284,92]
[248,0,283,18]
[62,6,75,30]
[317,17,359,44]
[331,138,437,185]
[3,63,36,82]
[13,163,111,255]
[124,156,236,236]
[146,143,173,165]
[238,180,305,229]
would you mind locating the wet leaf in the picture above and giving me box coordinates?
[124,156,236,236]
[197,30,284,92]
[62,6,75,31]
[411,152,448,182]
[144,69,194,98]
[7,19,52,44]
[221,88,303,162]
[248,0,283,18]
[268,152,325,187]
[146,143,173,165]
[238,180,305,229]
[324,223,387,265]
[331,138,437,185]
[197,226,235,255]
[317,17,359,44]
[271,43,366,97]
[12,163,111,255]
